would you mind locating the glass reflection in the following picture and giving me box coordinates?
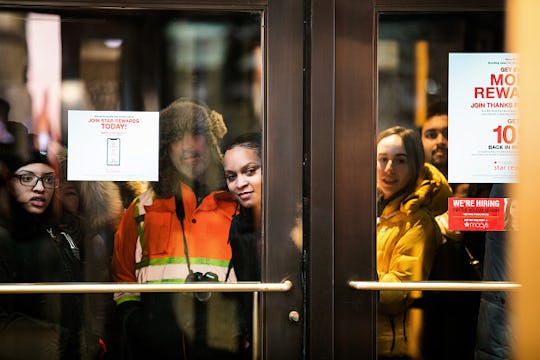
[0,8,262,360]
[377,12,504,360]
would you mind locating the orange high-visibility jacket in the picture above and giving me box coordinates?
[112,183,237,304]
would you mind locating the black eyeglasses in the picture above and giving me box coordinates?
[15,173,59,189]
[185,271,219,302]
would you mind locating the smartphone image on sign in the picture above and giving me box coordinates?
[107,138,120,166]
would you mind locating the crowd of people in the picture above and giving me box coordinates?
[0,94,512,360]
[0,98,263,359]
[376,99,513,360]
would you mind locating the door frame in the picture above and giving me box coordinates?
[0,1,305,359]
[308,0,505,359]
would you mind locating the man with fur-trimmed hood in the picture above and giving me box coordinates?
[112,99,239,360]
[153,99,228,202]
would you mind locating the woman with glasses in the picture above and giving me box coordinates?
[0,149,85,359]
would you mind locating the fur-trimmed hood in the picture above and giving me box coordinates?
[152,99,228,198]
[78,180,124,234]
[380,163,452,220]
[57,146,124,235]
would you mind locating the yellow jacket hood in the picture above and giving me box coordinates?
[381,163,452,219]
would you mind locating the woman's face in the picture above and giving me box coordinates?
[377,134,412,200]
[10,163,57,215]
[224,146,262,210]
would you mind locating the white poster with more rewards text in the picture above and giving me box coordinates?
[448,53,518,183]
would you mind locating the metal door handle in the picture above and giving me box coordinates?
[0,280,293,294]
[349,280,520,291]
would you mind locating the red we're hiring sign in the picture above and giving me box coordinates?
[448,197,506,231]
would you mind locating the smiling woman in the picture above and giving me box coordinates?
[0,7,264,357]
[224,132,262,220]
[223,132,262,280]
[222,132,263,358]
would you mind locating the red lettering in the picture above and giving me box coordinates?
[504,73,517,85]
[474,87,485,98]
[490,73,503,85]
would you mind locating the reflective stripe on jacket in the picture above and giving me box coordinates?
[112,183,237,304]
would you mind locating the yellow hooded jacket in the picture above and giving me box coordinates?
[376,163,452,358]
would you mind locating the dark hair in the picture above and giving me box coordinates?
[0,97,10,121]
[377,126,425,197]
[427,99,448,119]
[5,149,55,176]
[6,155,61,229]
[152,99,228,198]
[224,132,262,160]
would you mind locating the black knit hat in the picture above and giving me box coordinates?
[4,149,53,175]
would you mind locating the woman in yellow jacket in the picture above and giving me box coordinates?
[376,126,452,360]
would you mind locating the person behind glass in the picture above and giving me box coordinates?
[420,99,471,199]
[0,147,84,359]
[475,183,514,360]
[56,147,124,359]
[111,99,237,360]
[420,99,448,178]
[57,147,123,282]
[223,132,262,282]
[376,126,452,360]
[223,132,262,358]
[0,147,67,360]
[419,100,481,360]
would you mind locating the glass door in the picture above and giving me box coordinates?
[309,0,507,359]
[0,1,304,359]
[0,0,514,359]
[376,10,506,360]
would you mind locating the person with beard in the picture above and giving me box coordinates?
[111,99,238,360]
[420,99,448,178]
[0,147,85,359]
[418,100,484,360]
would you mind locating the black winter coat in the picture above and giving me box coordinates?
[228,207,261,282]
[0,207,83,360]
